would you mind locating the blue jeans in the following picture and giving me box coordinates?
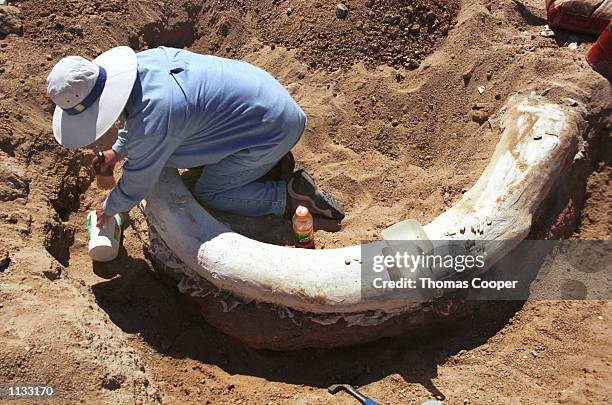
[194,125,303,217]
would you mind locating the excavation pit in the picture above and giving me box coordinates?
[0,0,610,402]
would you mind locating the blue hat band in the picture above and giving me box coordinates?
[63,66,107,116]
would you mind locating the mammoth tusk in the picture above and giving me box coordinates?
[143,93,583,315]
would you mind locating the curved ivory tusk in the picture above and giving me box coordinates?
[143,94,583,314]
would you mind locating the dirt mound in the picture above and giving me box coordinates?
[118,0,458,72]
[258,0,459,70]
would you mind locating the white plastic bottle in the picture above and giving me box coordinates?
[87,211,123,262]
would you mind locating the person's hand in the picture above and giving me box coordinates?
[95,201,112,228]
[92,148,118,174]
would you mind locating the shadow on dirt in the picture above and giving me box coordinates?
[512,0,548,26]
[91,246,524,400]
[127,2,203,50]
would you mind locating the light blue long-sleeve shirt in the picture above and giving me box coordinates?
[103,47,306,215]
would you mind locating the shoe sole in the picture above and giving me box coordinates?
[287,171,345,220]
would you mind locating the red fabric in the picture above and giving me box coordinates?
[546,0,610,35]
[587,24,612,76]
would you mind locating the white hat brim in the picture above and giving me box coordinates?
[52,46,138,149]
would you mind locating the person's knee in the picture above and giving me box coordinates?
[282,111,306,151]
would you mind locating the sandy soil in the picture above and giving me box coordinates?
[0,0,610,404]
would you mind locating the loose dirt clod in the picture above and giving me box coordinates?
[0,153,29,201]
[0,6,22,36]
[42,265,62,281]
[471,108,490,124]
[101,373,126,391]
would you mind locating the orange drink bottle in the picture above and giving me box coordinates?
[292,205,314,249]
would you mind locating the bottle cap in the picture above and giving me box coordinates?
[295,205,310,218]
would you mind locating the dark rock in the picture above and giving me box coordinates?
[70,24,83,36]
[426,11,437,24]
[101,374,126,391]
[296,71,305,80]
[218,21,230,37]
[0,6,22,36]
[0,252,10,272]
[406,59,419,70]
[43,265,62,281]
[470,108,490,124]
[335,3,348,19]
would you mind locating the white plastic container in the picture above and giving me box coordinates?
[87,211,123,262]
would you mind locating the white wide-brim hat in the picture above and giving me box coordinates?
[51,46,138,149]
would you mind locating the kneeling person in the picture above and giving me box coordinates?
[46,46,345,226]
